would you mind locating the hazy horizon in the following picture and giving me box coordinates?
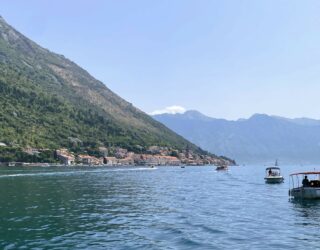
[150,105,320,122]
[2,0,320,120]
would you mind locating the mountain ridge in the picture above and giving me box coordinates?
[153,110,320,164]
[0,16,235,165]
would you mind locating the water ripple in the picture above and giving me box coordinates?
[0,165,319,249]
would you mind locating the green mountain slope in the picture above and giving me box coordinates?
[0,16,215,159]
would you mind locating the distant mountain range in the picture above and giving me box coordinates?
[153,111,320,164]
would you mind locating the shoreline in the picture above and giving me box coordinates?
[0,162,224,168]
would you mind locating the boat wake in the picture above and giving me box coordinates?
[0,167,157,178]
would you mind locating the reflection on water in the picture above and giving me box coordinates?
[290,199,320,220]
[0,165,320,249]
[288,199,320,244]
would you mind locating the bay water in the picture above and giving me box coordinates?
[0,165,319,249]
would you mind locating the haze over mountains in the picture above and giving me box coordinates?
[153,110,320,164]
[0,15,234,164]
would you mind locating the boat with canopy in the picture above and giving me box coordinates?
[264,167,284,183]
[289,172,320,199]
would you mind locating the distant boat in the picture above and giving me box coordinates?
[8,162,16,167]
[264,167,284,184]
[275,159,279,166]
[216,164,228,171]
[289,172,320,199]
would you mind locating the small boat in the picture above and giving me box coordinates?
[264,167,284,183]
[8,162,16,167]
[216,164,228,171]
[289,172,320,199]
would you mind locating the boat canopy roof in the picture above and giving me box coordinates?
[266,167,280,170]
[290,171,320,176]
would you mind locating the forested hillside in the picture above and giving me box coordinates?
[0,16,198,155]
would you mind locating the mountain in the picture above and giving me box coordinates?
[153,111,320,164]
[0,16,233,163]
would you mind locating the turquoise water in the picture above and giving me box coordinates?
[0,165,319,249]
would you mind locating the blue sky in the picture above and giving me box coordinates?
[2,0,320,119]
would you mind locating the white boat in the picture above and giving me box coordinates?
[264,167,284,183]
[289,172,320,199]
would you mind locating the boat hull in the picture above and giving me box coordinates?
[289,187,320,199]
[264,176,284,184]
[216,166,228,171]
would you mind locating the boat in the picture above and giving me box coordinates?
[8,162,16,167]
[216,164,228,171]
[264,167,284,183]
[289,172,320,199]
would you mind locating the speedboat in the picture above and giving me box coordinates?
[289,172,320,199]
[216,164,228,171]
[264,167,284,184]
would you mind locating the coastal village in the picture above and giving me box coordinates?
[0,143,234,167]
[55,146,231,166]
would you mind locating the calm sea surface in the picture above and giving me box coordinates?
[0,165,319,249]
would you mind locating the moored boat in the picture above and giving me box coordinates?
[289,172,320,199]
[264,167,284,184]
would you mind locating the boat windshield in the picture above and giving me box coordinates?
[266,168,281,176]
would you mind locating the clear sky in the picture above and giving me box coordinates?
[2,0,320,119]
